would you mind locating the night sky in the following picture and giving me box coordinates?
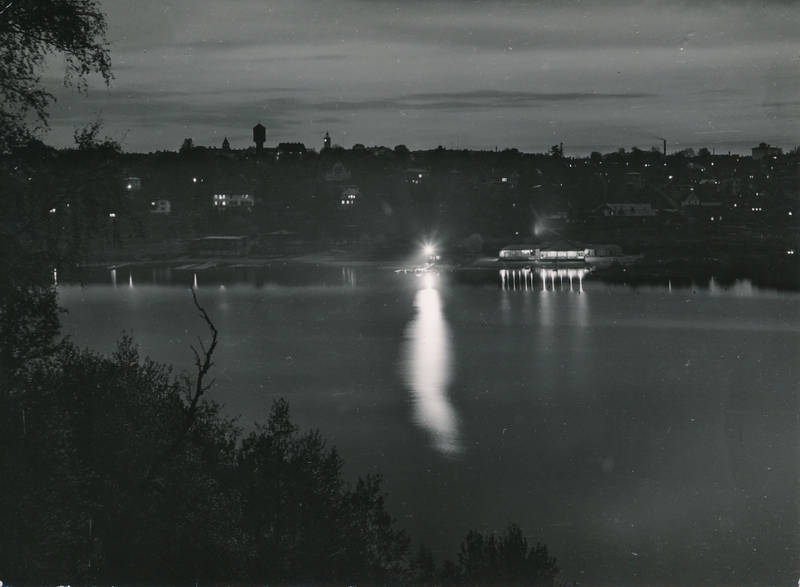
[43,0,800,155]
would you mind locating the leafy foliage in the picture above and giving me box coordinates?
[0,334,412,584]
[0,141,129,393]
[238,398,410,583]
[0,0,113,150]
[456,524,560,585]
[409,543,438,585]
[0,334,241,582]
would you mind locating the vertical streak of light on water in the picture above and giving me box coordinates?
[401,273,460,454]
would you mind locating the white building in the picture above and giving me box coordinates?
[214,192,254,209]
[340,186,360,208]
[150,199,171,214]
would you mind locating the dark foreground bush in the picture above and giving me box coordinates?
[0,335,410,585]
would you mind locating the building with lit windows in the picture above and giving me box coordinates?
[340,186,360,208]
[536,240,587,262]
[499,244,536,260]
[500,241,623,265]
[751,142,782,160]
[213,192,253,209]
[124,177,141,191]
[150,199,171,214]
[404,168,429,184]
[595,203,657,217]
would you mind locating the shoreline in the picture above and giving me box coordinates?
[78,249,800,291]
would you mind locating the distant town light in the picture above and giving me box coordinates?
[193,178,197,183]
[109,213,116,218]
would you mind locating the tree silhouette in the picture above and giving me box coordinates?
[409,543,438,585]
[0,0,112,150]
[457,524,559,584]
[237,398,410,583]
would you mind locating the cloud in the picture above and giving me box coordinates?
[37,0,800,154]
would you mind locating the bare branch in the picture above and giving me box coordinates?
[89,288,221,576]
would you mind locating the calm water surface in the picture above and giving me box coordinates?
[60,265,800,585]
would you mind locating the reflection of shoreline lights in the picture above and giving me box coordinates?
[401,279,460,454]
[500,268,589,292]
[342,267,357,286]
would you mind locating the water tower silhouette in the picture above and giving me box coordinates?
[253,122,266,151]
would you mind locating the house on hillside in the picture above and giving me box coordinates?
[682,193,701,207]
[150,199,171,214]
[752,142,782,160]
[595,203,657,217]
[340,185,360,208]
[325,163,351,182]
[124,177,141,192]
[625,172,645,190]
[486,171,520,189]
[371,146,394,158]
[404,168,429,184]
[213,191,253,209]
[276,142,307,159]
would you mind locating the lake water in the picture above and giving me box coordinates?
[59,264,800,585]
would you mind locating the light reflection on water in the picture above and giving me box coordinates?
[342,266,357,286]
[501,268,588,292]
[401,272,460,454]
